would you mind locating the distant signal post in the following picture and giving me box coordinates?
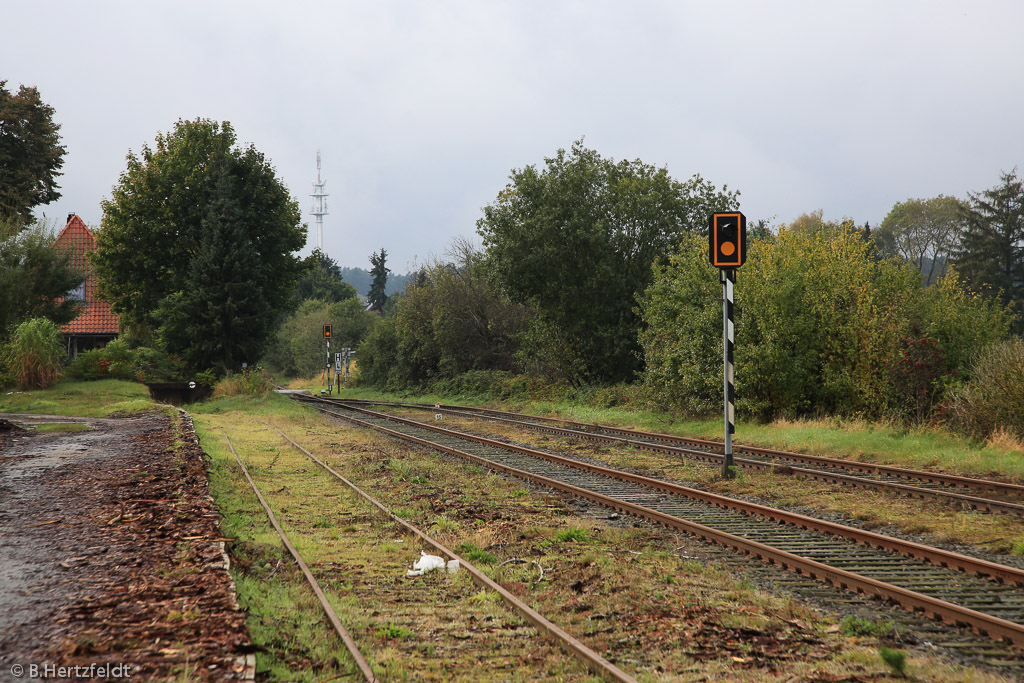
[323,324,333,395]
[709,212,747,478]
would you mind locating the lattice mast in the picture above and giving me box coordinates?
[310,152,329,251]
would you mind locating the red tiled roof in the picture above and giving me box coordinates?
[53,215,119,335]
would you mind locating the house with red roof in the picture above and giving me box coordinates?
[53,213,119,357]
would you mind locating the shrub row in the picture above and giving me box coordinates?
[638,227,1011,423]
[66,339,185,383]
[947,340,1024,440]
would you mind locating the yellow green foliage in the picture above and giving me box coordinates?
[639,223,1010,420]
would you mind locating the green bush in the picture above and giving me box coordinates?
[554,528,588,543]
[839,615,894,637]
[212,366,273,397]
[638,227,1011,422]
[355,244,528,390]
[66,339,186,383]
[355,316,401,388]
[3,318,65,389]
[263,297,377,378]
[455,542,497,565]
[429,370,515,398]
[947,339,1024,440]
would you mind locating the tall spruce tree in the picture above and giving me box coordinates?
[367,248,390,312]
[954,170,1024,329]
[155,169,274,373]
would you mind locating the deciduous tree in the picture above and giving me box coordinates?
[387,239,528,385]
[477,139,738,383]
[639,226,1009,421]
[0,81,66,225]
[296,249,357,303]
[875,195,966,285]
[93,118,306,373]
[263,297,377,378]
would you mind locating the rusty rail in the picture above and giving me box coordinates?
[295,396,1024,647]
[219,428,377,682]
[256,420,638,683]
[337,398,1024,515]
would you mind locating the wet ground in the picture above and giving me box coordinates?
[0,412,251,681]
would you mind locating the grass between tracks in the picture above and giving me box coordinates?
[192,390,1011,682]
[406,410,1024,560]
[331,384,1024,483]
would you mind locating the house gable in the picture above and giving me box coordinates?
[53,214,119,340]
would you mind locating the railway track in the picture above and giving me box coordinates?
[338,398,1024,517]
[292,394,1024,663]
[219,421,637,682]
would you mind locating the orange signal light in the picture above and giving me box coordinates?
[709,212,747,269]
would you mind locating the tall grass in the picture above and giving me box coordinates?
[948,339,1024,440]
[3,318,65,390]
[212,366,274,398]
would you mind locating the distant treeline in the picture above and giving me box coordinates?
[339,267,412,299]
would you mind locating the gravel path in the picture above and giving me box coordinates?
[0,412,251,681]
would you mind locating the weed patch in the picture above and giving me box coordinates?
[840,616,895,638]
[554,527,588,543]
[455,542,497,565]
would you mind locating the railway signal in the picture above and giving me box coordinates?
[709,212,746,268]
[709,212,747,479]
[322,325,333,394]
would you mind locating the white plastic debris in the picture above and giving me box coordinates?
[406,551,459,576]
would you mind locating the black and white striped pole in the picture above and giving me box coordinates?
[709,212,747,479]
[323,324,333,395]
[721,268,736,476]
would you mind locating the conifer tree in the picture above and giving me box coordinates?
[955,170,1024,330]
[0,219,82,340]
[367,248,390,312]
[155,168,276,373]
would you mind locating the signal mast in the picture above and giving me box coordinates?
[310,152,328,251]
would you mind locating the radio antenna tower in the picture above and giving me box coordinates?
[310,152,328,251]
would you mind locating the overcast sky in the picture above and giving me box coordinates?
[5,1,1022,271]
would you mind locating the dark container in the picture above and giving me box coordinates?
[145,382,212,405]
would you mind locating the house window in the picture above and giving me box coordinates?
[67,282,86,301]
